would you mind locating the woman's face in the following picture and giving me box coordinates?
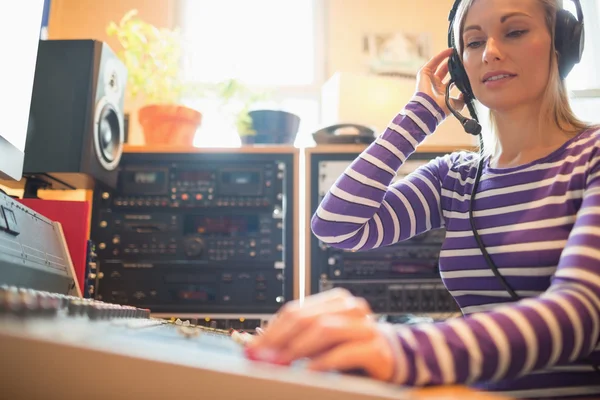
[461,0,553,113]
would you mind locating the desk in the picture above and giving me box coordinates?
[0,317,510,400]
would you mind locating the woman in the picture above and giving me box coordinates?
[246,0,600,398]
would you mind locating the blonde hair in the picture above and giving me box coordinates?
[452,0,591,160]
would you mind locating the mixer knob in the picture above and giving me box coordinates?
[38,292,60,316]
[19,288,39,314]
[327,256,340,266]
[68,299,85,316]
[87,304,104,320]
[184,236,205,258]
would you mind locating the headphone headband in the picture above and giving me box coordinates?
[448,0,584,24]
[447,0,584,49]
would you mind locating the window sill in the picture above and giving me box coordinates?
[571,89,600,99]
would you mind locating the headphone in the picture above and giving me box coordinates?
[445,0,585,136]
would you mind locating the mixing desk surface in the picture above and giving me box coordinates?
[0,286,503,400]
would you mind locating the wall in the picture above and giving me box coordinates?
[40,0,475,149]
[325,0,476,148]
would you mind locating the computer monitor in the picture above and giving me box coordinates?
[0,1,45,181]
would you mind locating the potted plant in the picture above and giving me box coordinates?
[107,10,202,146]
[209,78,268,145]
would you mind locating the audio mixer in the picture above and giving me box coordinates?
[0,285,436,400]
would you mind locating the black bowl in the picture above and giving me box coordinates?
[248,110,301,144]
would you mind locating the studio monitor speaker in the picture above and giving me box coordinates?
[22,39,127,190]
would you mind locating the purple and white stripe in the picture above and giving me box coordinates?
[311,92,600,397]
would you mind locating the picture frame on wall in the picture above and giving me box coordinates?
[363,31,432,78]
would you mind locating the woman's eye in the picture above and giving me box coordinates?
[507,29,528,38]
[466,41,485,49]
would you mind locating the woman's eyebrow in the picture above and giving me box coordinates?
[463,11,532,34]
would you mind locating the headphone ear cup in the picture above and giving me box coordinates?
[448,49,475,101]
[554,8,584,79]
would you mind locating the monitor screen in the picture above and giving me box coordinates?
[0,0,44,181]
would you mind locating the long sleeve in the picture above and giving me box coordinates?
[310,92,449,251]
[379,156,600,387]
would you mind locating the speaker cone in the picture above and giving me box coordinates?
[98,104,120,162]
[93,98,123,171]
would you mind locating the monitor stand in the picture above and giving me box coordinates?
[23,176,51,199]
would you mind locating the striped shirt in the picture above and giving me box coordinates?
[311,92,600,398]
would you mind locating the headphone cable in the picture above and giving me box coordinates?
[444,82,520,300]
[468,137,520,301]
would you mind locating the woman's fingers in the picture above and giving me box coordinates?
[249,289,371,351]
[307,336,395,382]
[255,289,344,340]
[277,315,376,364]
[250,296,370,351]
[434,59,450,81]
[421,48,453,73]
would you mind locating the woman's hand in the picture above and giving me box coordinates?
[245,288,395,382]
[417,48,465,116]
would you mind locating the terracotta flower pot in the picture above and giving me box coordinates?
[138,104,202,146]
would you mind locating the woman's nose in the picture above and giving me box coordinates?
[483,37,503,63]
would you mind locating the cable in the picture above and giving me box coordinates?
[468,136,520,301]
[444,80,520,300]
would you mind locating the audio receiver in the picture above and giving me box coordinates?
[90,148,297,318]
[306,146,460,317]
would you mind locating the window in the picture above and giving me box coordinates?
[178,0,325,147]
[564,0,600,124]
